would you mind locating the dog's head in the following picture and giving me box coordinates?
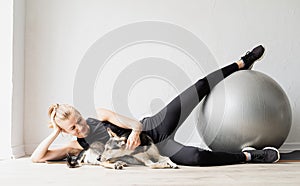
[101,128,128,162]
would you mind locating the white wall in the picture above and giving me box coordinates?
[0,0,13,159]
[24,0,300,154]
[0,0,25,159]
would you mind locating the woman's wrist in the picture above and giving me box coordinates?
[132,122,142,133]
[132,128,141,135]
[132,129,141,133]
[52,128,61,136]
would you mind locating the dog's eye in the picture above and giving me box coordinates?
[104,144,112,150]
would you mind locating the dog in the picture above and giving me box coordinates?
[101,128,178,169]
[67,128,178,169]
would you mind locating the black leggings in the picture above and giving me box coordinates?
[141,63,246,166]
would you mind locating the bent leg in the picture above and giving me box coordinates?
[143,63,239,143]
[158,139,246,166]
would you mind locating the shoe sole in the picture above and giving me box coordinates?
[263,147,280,163]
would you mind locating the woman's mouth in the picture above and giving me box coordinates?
[78,127,89,137]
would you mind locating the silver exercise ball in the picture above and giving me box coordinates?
[197,70,292,152]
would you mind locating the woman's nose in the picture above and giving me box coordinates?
[71,130,77,136]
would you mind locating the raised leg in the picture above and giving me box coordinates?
[142,63,239,144]
[142,45,265,144]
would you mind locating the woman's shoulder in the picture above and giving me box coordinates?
[77,117,111,147]
[86,117,101,124]
[86,117,112,126]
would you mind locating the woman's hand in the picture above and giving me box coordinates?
[126,130,141,150]
[95,108,143,150]
[49,110,62,133]
[52,121,62,133]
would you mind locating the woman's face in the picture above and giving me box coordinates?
[58,114,90,138]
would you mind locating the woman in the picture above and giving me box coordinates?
[31,45,280,166]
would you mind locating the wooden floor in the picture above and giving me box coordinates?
[1,157,300,185]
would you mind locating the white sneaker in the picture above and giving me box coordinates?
[242,146,280,163]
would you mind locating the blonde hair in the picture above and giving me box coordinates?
[48,103,81,128]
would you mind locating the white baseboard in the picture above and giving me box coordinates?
[23,142,300,156]
[185,142,300,153]
[11,145,26,158]
[279,142,300,153]
[24,144,36,156]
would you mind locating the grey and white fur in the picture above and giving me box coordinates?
[67,128,178,169]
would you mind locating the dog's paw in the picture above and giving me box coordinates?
[66,155,82,168]
[168,162,179,169]
[113,161,127,170]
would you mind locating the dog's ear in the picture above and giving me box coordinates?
[107,128,117,138]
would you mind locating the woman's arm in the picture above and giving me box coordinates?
[96,108,142,149]
[96,108,142,131]
[30,129,83,163]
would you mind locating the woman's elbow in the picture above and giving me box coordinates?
[30,157,43,163]
[30,155,46,163]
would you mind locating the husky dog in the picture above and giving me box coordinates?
[100,128,178,169]
[67,128,178,169]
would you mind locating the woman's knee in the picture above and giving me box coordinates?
[168,146,209,166]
